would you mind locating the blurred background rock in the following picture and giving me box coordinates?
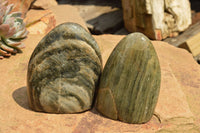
[6,0,200,62]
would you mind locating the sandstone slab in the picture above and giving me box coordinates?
[0,33,200,132]
[57,1,123,34]
[25,9,56,34]
[31,0,58,9]
[25,4,88,35]
[7,0,34,18]
[49,5,88,30]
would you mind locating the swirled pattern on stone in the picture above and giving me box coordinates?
[27,22,102,113]
[95,33,161,124]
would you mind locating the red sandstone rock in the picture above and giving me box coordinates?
[7,0,34,18]
[24,9,56,34]
[0,4,200,132]
[49,5,88,30]
[0,34,200,132]
[31,0,58,9]
[24,5,88,35]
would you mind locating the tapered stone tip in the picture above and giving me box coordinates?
[120,32,150,50]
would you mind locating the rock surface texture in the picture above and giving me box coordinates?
[122,0,192,40]
[25,4,89,35]
[31,0,58,9]
[27,23,102,113]
[96,33,161,124]
[7,0,34,17]
[25,9,56,34]
[57,0,123,34]
[0,5,200,132]
[49,5,88,30]
[0,33,200,132]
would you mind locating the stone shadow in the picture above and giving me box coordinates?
[86,10,124,35]
[12,87,102,115]
[190,0,200,12]
[12,86,31,111]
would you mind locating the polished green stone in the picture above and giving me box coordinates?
[96,33,161,124]
[27,22,102,113]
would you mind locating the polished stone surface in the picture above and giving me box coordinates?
[27,22,102,113]
[1,33,200,132]
[96,33,161,124]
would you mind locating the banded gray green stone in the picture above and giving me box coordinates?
[96,33,161,124]
[27,22,102,113]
